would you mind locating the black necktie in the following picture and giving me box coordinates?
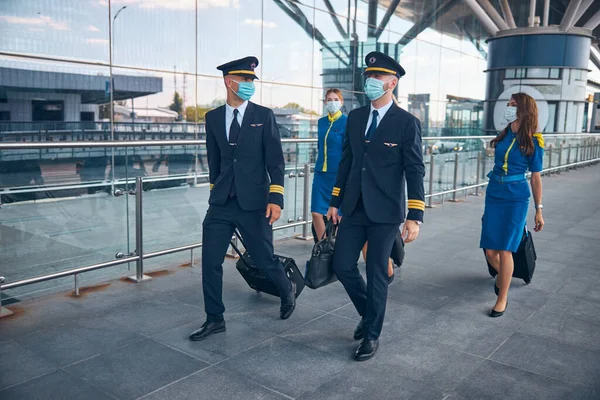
[229,109,240,144]
[366,110,378,141]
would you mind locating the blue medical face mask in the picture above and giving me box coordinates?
[504,106,517,123]
[230,79,255,101]
[364,77,393,101]
[325,100,342,114]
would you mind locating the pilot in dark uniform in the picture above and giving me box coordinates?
[189,56,296,342]
[327,52,425,361]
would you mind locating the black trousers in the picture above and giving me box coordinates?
[332,200,399,340]
[201,197,291,321]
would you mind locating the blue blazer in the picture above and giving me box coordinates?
[314,114,347,174]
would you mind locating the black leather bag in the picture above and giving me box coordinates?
[305,221,338,289]
[484,228,537,284]
[231,230,305,298]
[391,231,405,267]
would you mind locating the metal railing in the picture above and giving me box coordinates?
[1,134,600,316]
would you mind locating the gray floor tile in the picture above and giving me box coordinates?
[297,363,444,400]
[0,370,115,400]
[452,360,598,400]
[538,294,600,322]
[490,332,600,390]
[64,339,208,400]
[102,298,202,336]
[559,279,600,302]
[15,315,145,367]
[153,319,276,364]
[279,313,358,356]
[227,298,325,335]
[413,301,524,358]
[386,277,455,311]
[295,281,352,312]
[518,311,600,351]
[141,366,287,400]
[0,340,57,391]
[368,337,484,392]
[220,337,349,398]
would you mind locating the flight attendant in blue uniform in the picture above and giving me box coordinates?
[327,52,425,361]
[480,92,545,318]
[189,57,296,342]
[311,88,347,241]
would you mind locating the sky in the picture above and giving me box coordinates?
[5,0,590,120]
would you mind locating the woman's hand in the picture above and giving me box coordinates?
[534,210,545,232]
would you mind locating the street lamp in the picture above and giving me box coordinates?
[109,4,127,196]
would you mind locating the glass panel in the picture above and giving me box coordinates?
[527,68,549,79]
[111,0,195,74]
[263,1,315,87]
[0,145,132,299]
[549,68,560,79]
[414,40,441,102]
[0,0,109,63]
[197,0,262,77]
[505,69,516,79]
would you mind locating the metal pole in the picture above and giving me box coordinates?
[576,144,580,164]
[548,145,553,171]
[128,177,151,282]
[427,154,435,208]
[558,144,563,173]
[190,248,194,267]
[500,0,517,29]
[567,144,572,166]
[0,277,14,317]
[301,163,311,240]
[478,0,510,30]
[462,0,500,36]
[450,152,459,202]
[543,0,550,26]
[109,1,115,197]
[74,274,80,297]
[474,151,482,196]
[529,0,536,27]
[583,8,600,30]
[560,0,584,31]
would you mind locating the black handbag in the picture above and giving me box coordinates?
[484,228,537,284]
[305,221,338,289]
[391,231,405,267]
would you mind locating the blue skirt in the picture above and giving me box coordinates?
[480,192,529,252]
[311,171,341,215]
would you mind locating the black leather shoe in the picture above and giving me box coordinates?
[489,302,508,318]
[353,318,364,341]
[354,339,379,361]
[189,320,226,341]
[494,283,499,296]
[280,282,296,320]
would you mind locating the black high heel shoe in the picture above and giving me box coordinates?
[489,302,508,318]
[494,280,499,296]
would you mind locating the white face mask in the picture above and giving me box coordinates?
[504,106,517,123]
[325,100,342,114]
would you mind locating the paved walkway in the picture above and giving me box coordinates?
[1,165,599,400]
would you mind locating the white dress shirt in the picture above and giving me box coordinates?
[364,99,394,136]
[225,100,248,140]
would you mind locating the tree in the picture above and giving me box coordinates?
[185,106,211,122]
[169,91,183,115]
[283,102,302,110]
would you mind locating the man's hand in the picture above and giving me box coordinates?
[401,220,420,243]
[266,203,281,225]
[326,207,341,225]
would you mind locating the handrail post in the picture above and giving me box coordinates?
[450,152,460,202]
[557,144,563,173]
[567,144,571,167]
[548,144,553,174]
[474,151,482,196]
[0,277,14,318]
[427,154,435,208]
[296,163,311,240]
[128,177,151,282]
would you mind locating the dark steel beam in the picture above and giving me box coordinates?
[322,0,348,38]
[367,0,378,37]
[273,0,349,66]
[396,0,460,47]
[375,0,402,39]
